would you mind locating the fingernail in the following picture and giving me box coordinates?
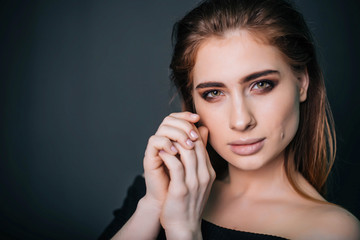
[159,150,165,154]
[186,139,194,147]
[191,113,199,119]
[171,146,178,153]
[190,130,198,139]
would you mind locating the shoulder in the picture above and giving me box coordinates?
[287,174,360,239]
[295,203,360,240]
[113,175,146,217]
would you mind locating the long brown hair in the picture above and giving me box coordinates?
[169,0,336,199]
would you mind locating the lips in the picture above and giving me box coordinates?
[228,138,265,156]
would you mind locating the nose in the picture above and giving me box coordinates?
[229,95,256,131]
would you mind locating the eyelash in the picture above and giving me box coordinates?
[251,80,276,92]
[201,90,224,100]
[201,80,276,101]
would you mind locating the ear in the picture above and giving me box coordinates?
[298,68,309,102]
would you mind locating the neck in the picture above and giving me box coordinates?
[225,152,295,199]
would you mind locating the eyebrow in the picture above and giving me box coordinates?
[195,82,225,89]
[195,69,279,89]
[244,70,279,82]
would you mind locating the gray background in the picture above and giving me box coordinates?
[1,0,359,239]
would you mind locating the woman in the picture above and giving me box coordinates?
[100,0,360,239]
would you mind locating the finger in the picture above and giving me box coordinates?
[144,135,178,170]
[196,126,215,182]
[160,115,199,141]
[193,135,212,188]
[194,126,210,176]
[173,142,199,193]
[192,127,215,211]
[194,147,215,212]
[169,112,200,123]
[158,150,186,192]
[198,126,209,146]
[173,143,199,213]
[156,125,196,149]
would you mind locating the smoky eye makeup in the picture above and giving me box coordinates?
[250,79,278,93]
[200,89,224,101]
[195,81,226,101]
[195,73,279,101]
[197,79,278,101]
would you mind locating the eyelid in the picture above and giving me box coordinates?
[250,79,277,91]
[200,89,224,100]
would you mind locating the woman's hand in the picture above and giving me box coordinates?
[156,114,216,240]
[142,112,203,210]
[115,112,215,240]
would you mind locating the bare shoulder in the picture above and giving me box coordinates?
[295,203,360,240]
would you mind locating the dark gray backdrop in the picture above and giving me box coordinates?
[1,0,359,239]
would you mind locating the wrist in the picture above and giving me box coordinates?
[164,221,202,240]
[165,228,202,240]
[138,195,162,216]
[113,196,162,240]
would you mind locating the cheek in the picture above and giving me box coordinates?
[260,88,300,143]
[279,102,300,143]
[194,101,226,141]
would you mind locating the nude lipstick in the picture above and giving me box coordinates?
[228,138,265,156]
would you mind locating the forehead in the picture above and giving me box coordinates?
[192,31,289,84]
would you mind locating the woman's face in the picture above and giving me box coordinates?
[192,31,309,171]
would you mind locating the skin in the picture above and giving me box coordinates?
[192,31,360,239]
[113,112,215,240]
[193,31,307,173]
[112,31,360,240]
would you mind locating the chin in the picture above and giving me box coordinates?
[224,149,285,172]
[230,157,268,171]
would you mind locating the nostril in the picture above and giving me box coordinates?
[229,114,256,131]
[229,98,255,131]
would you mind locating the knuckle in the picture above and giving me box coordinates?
[181,131,189,140]
[155,124,167,135]
[187,179,199,191]
[182,118,195,129]
[199,173,211,185]
[172,185,188,197]
[148,135,156,143]
[164,115,174,123]
[149,135,168,145]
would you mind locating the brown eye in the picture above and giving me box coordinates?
[209,90,221,97]
[202,89,224,100]
[254,81,270,89]
[252,80,275,92]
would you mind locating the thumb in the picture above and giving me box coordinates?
[198,126,209,146]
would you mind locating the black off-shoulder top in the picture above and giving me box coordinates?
[98,175,289,240]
